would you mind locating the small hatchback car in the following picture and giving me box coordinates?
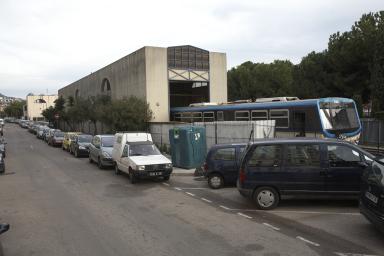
[360,157,384,233]
[203,143,246,189]
[237,138,374,210]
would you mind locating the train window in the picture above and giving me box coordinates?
[180,112,202,122]
[251,110,268,120]
[270,109,289,128]
[174,113,181,121]
[203,112,215,122]
[235,111,250,121]
[217,111,224,121]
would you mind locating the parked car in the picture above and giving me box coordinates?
[89,135,115,169]
[0,223,10,235]
[0,154,4,174]
[62,132,81,152]
[237,138,374,210]
[202,143,246,189]
[112,133,172,184]
[0,118,4,126]
[70,134,93,157]
[42,127,51,141]
[36,126,49,139]
[360,157,384,233]
[45,129,59,143]
[0,138,6,158]
[48,131,64,146]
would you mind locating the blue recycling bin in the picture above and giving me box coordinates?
[169,126,207,169]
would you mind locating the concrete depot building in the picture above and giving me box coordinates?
[58,45,227,122]
[25,94,58,121]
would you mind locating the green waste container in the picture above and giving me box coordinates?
[169,126,207,169]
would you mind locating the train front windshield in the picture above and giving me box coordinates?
[319,101,360,133]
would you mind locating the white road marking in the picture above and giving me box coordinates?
[162,182,170,186]
[185,192,195,197]
[334,253,379,256]
[237,212,253,219]
[201,198,212,203]
[296,236,320,247]
[174,187,182,191]
[262,222,280,231]
[219,205,231,210]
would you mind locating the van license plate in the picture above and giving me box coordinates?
[365,191,378,204]
[150,172,162,176]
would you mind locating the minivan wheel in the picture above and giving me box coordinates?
[208,174,224,189]
[253,187,279,210]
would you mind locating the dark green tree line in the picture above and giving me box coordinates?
[228,11,384,115]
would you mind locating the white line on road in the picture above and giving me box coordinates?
[174,187,182,191]
[334,252,379,256]
[201,198,212,203]
[262,222,280,231]
[185,192,195,197]
[219,205,231,210]
[162,182,170,186]
[237,212,253,219]
[296,236,320,247]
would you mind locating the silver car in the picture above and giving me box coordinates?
[88,135,115,169]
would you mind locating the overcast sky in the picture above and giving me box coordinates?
[0,0,383,98]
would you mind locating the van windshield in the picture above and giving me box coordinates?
[129,144,161,156]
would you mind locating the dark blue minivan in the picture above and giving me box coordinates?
[237,138,374,210]
[203,143,246,189]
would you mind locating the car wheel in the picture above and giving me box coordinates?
[114,164,121,175]
[208,174,224,189]
[163,175,170,181]
[98,158,104,169]
[129,169,137,184]
[253,186,279,210]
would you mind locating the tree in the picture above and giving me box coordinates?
[101,96,152,132]
[4,101,25,118]
[41,106,56,123]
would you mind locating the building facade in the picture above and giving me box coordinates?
[26,95,58,121]
[58,45,227,122]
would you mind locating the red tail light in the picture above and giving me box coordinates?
[203,162,208,172]
[239,168,246,183]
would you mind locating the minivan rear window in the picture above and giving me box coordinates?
[214,148,235,161]
[286,144,320,167]
[248,145,281,167]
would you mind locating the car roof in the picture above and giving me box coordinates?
[247,137,346,144]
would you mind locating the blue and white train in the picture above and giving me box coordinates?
[170,97,361,143]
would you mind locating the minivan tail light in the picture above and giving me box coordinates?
[239,168,246,183]
[203,162,208,172]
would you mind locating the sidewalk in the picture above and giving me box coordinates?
[171,166,195,176]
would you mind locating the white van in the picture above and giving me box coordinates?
[112,133,172,183]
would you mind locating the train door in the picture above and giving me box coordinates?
[293,111,306,137]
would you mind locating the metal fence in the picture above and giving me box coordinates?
[359,118,384,155]
[149,120,276,151]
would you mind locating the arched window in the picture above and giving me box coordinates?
[34,99,47,103]
[101,78,111,93]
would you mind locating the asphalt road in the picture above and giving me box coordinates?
[0,124,383,256]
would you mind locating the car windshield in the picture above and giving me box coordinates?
[78,135,92,143]
[129,144,161,156]
[319,101,360,132]
[54,132,64,137]
[101,136,114,147]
